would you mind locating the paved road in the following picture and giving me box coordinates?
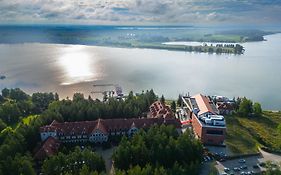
[96,146,116,174]
[200,162,213,175]
[259,149,281,163]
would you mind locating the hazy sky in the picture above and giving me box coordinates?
[1,0,281,25]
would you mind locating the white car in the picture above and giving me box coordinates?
[224,167,230,172]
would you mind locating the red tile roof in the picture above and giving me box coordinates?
[217,102,235,110]
[150,101,173,118]
[40,117,181,136]
[34,137,60,160]
[93,119,108,134]
[192,94,218,116]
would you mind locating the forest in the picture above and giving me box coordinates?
[0,88,204,175]
[113,125,203,175]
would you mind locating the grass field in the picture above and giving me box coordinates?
[225,111,281,154]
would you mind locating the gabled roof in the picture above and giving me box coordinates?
[217,102,235,110]
[50,120,59,126]
[93,119,108,134]
[150,101,173,118]
[34,137,60,160]
[192,94,218,116]
[131,122,136,128]
[40,117,182,137]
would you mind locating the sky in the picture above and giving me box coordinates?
[1,0,281,25]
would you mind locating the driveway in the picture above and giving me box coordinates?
[96,146,116,174]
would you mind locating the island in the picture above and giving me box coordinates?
[0,25,277,55]
[111,42,245,54]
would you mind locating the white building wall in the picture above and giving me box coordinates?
[128,127,138,136]
[40,131,57,141]
[89,130,108,143]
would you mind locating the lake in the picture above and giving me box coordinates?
[0,34,281,110]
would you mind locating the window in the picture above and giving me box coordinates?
[206,130,223,135]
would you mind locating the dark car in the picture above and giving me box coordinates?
[240,165,247,169]
[239,159,246,163]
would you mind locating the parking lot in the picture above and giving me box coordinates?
[216,155,264,174]
[215,149,281,175]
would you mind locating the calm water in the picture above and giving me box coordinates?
[0,34,281,110]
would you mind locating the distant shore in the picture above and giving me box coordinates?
[1,25,279,55]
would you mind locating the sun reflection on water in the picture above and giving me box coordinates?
[58,46,96,85]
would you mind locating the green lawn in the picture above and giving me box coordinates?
[202,34,242,43]
[225,111,281,154]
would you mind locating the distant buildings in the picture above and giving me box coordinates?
[217,102,235,115]
[213,96,235,115]
[182,94,226,145]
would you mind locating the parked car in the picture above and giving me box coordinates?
[259,162,266,167]
[234,167,241,171]
[224,167,230,172]
[239,159,246,163]
[240,165,247,169]
[253,164,259,169]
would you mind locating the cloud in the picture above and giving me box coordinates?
[0,0,281,24]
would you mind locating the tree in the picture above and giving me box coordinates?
[113,125,203,173]
[208,47,214,53]
[0,94,4,103]
[0,101,21,124]
[0,119,7,131]
[1,88,10,98]
[171,101,176,113]
[54,93,59,101]
[253,102,262,116]
[234,97,242,111]
[160,95,165,104]
[42,147,105,175]
[14,154,36,175]
[238,97,253,117]
[32,92,55,113]
[9,88,28,101]
[234,44,244,54]
[264,161,281,175]
[73,93,85,102]
[79,165,94,175]
[177,95,182,107]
